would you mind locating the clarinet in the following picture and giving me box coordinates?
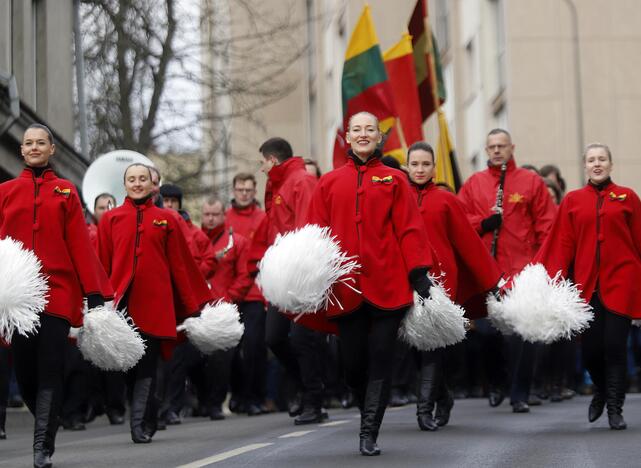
[490,163,508,258]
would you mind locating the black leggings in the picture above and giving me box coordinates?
[11,314,70,415]
[335,304,406,390]
[582,294,630,392]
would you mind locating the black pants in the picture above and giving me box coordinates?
[206,349,235,409]
[582,294,630,395]
[162,341,206,415]
[0,347,9,407]
[335,304,406,394]
[238,301,267,405]
[474,318,507,393]
[506,334,536,404]
[61,341,90,424]
[126,335,161,402]
[12,314,70,415]
[265,306,324,403]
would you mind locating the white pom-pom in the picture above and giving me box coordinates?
[177,301,244,354]
[488,264,593,343]
[78,305,146,371]
[399,275,469,351]
[0,237,48,342]
[257,224,360,313]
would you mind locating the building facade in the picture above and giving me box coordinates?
[0,0,87,185]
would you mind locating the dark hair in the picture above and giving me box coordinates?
[25,124,54,144]
[123,163,152,182]
[520,164,539,174]
[544,178,562,205]
[539,164,567,192]
[232,172,257,188]
[407,141,435,164]
[303,158,322,178]
[94,192,116,210]
[259,137,293,163]
[380,155,401,169]
[487,128,512,141]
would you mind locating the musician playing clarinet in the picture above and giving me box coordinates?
[458,128,556,414]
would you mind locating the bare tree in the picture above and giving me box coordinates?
[80,0,316,196]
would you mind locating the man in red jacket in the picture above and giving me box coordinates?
[221,176,270,415]
[252,137,327,425]
[458,128,556,413]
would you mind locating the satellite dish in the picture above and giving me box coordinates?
[82,150,155,214]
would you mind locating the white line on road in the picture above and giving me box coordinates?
[318,420,351,427]
[175,443,273,467]
[278,430,316,438]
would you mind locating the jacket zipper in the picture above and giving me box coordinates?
[595,193,603,274]
[355,169,364,241]
[32,174,40,249]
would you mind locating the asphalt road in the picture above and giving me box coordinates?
[2,395,640,467]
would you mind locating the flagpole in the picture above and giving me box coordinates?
[423,2,441,117]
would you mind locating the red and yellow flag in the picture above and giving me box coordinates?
[408,0,446,122]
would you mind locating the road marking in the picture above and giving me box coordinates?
[278,430,316,438]
[318,420,350,427]
[175,443,273,467]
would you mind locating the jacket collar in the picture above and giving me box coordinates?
[487,157,516,176]
[267,157,306,187]
[202,223,225,241]
[587,177,614,192]
[230,200,259,215]
[124,196,154,209]
[20,166,56,180]
[347,149,382,167]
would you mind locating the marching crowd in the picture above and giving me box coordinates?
[1,113,641,466]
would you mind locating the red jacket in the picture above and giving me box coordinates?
[413,181,502,319]
[458,158,556,276]
[264,157,317,244]
[534,181,641,319]
[307,153,433,318]
[226,202,266,241]
[87,222,98,251]
[97,197,212,338]
[185,219,216,278]
[203,224,252,303]
[0,168,113,326]
[225,202,267,303]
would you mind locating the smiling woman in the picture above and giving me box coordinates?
[304,112,434,456]
[0,124,114,467]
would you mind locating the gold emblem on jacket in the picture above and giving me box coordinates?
[508,192,525,204]
[372,175,393,185]
[609,191,627,201]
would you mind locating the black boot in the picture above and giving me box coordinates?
[33,389,56,468]
[130,378,153,443]
[606,365,627,430]
[294,392,324,425]
[435,388,454,427]
[588,388,605,423]
[416,361,438,432]
[359,380,389,456]
[0,406,6,439]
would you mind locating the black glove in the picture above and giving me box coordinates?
[86,294,105,310]
[409,268,432,300]
[481,213,502,233]
[489,287,501,301]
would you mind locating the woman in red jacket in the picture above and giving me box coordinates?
[307,112,433,456]
[406,142,503,432]
[534,143,641,430]
[0,124,112,468]
[97,163,211,444]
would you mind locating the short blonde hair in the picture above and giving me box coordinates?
[583,143,612,162]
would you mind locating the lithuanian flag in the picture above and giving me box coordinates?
[383,33,424,148]
[408,0,446,122]
[341,5,396,136]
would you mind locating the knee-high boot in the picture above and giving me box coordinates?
[359,379,389,456]
[33,389,58,468]
[416,361,438,431]
[0,406,6,439]
[606,364,627,430]
[130,378,153,443]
